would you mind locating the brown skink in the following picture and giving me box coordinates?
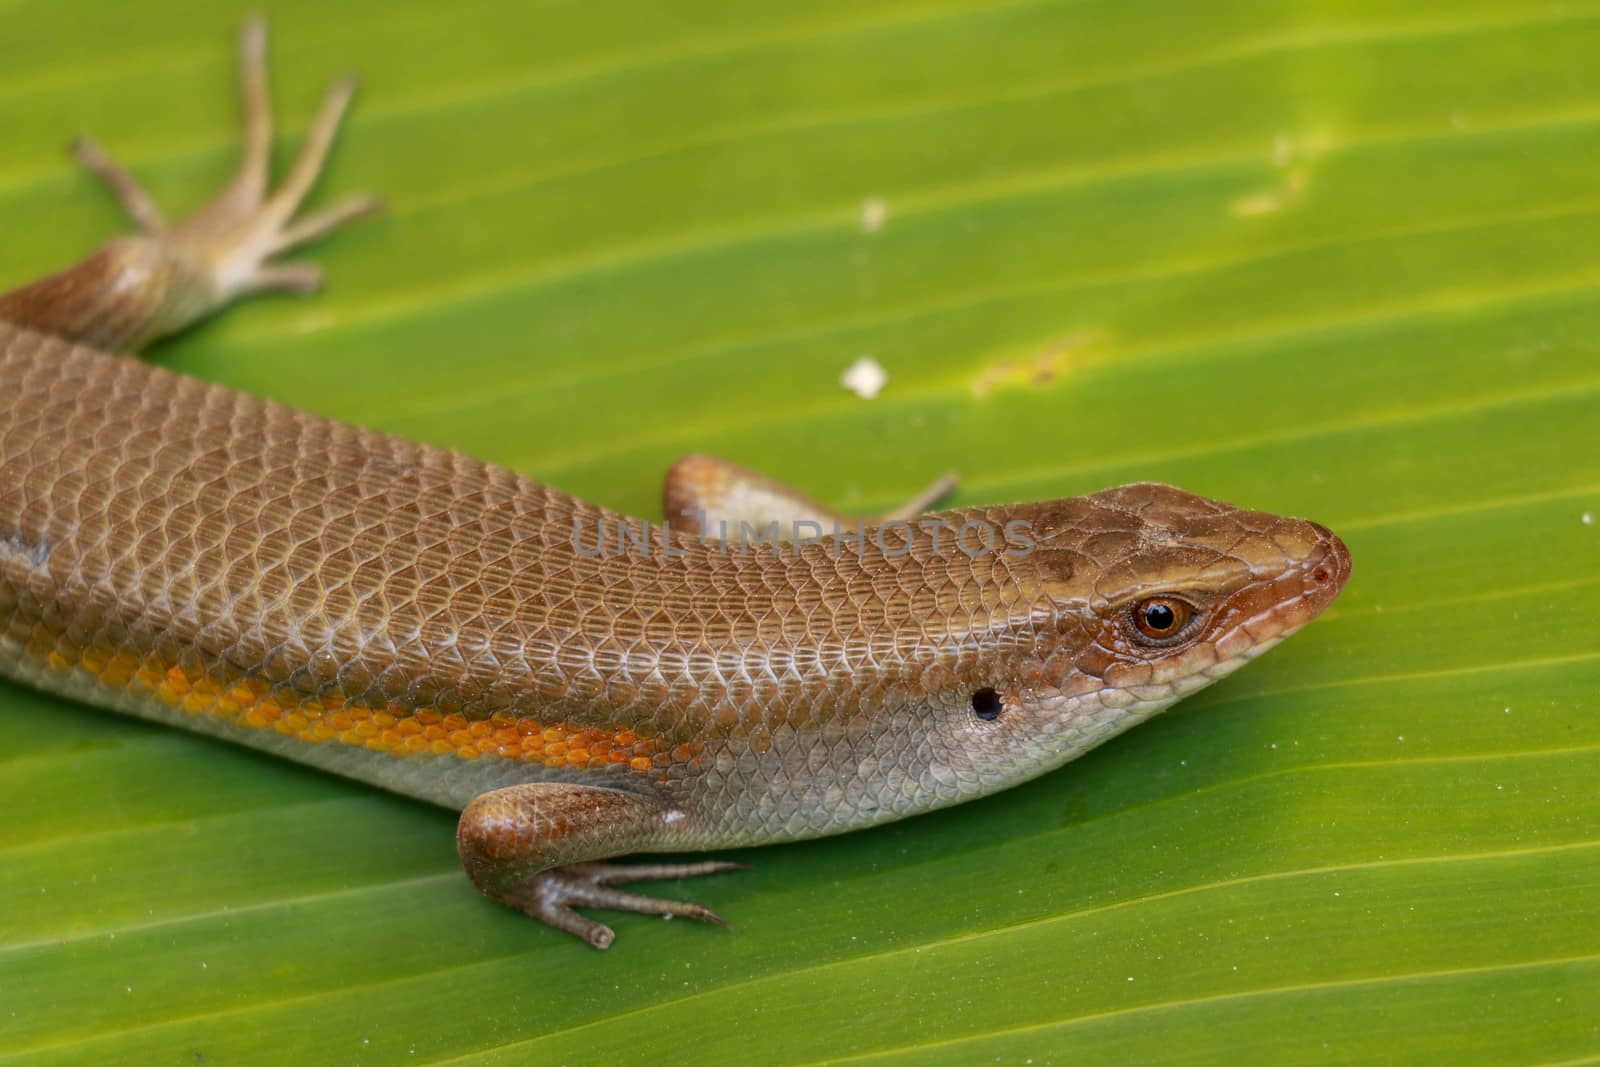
[0,22,1351,948]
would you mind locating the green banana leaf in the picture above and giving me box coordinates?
[2,1,1597,1063]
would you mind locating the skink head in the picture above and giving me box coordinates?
[1038,481,1350,679]
[945,482,1351,793]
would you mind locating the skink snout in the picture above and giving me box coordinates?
[1302,520,1353,611]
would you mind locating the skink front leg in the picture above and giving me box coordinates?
[663,452,958,539]
[457,784,740,949]
[0,16,378,353]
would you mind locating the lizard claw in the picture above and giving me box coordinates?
[516,862,740,950]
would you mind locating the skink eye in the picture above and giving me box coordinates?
[1131,596,1195,642]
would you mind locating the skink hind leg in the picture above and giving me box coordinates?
[663,453,958,540]
[457,783,739,949]
[161,16,382,301]
[0,16,378,353]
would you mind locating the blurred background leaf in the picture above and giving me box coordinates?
[1,1,1596,1063]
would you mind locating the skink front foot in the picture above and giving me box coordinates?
[457,782,741,949]
[521,861,741,950]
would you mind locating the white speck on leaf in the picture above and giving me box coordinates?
[1271,134,1296,166]
[861,196,888,233]
[1231,130,1330,216]
[294,311,336,335]
[1232,169,1308,216]
[842,356,888,399]
[1582,511,1594,525]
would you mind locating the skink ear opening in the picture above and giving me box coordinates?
[970,687,1003,721]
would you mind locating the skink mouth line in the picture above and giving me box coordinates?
[1178,554,1345,677]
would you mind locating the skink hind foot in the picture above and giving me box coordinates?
[77,15,380,305]
[0,15,376,351]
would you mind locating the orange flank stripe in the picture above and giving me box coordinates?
[64,645,660,772]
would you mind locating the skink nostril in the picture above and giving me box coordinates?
[1304,521,1353,590]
